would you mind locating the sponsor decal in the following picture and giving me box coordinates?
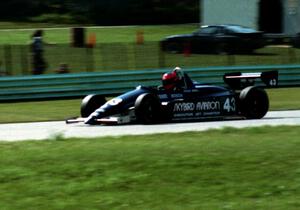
[107,98,123,106]
[173,102,195,112]
[173,101,221,112]
[171,93,183,98]
[171,97,236,120]
[158,94,168,99]
[203,111,221,116]
[196,101,220,111]
[174,113,194,118]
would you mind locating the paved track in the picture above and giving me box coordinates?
[1,110,300,142]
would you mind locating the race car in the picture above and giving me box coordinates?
[66,67,278,125]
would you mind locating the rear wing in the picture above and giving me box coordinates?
[223,70,278,89]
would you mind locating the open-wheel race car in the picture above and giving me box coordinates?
[66,67,278,125]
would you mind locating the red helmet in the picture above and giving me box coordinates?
[162,71,179,90]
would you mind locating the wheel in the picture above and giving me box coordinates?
[239,86,269,119]
[81,94,106,117]
[134,93,162,124]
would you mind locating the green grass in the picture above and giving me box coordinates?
[0,126,300,209]
[0,99,81,123]
[0,23,198,44]
[267,88,300,110]
[0,87,298,124]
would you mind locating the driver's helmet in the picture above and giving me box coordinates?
[162,67,183,90]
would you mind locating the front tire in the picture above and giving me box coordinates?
[134,93,162,124]
[81,94,106,117]
[239,86,269,119]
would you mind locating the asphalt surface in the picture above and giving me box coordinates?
[1,110,300,142]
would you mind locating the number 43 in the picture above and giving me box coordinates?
[223,97,236,112]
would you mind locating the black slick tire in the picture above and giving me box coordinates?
[239,86,269,119]
[81,94,106,117]
[134,93,162,124]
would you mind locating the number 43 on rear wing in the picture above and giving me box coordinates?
[223,70,278,89]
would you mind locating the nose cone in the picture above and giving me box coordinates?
[84,112,100,125]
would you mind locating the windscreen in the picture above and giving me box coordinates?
[226,25,257,33]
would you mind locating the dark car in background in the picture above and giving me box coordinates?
[292,32,300,48]
[160,24,266,54]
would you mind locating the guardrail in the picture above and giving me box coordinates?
[0,64,300,102]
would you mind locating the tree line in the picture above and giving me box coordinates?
[0,0,199,25]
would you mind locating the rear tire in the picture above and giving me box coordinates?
[81,94,106,117]
[239,86,269,119]
[134,93,162,124]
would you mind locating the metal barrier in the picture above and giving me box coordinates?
[0,64,300,102]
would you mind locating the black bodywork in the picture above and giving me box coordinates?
[160,25,266,54]
[66,70,278,125]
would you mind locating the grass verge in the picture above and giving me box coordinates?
[267,87,300,110]
[0,126,300,209]
[0,99,81,123]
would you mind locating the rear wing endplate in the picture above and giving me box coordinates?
[223,70,278,89]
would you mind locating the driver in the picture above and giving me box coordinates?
[162,67,184,91]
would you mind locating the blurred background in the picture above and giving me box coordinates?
[0,0,300,76]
